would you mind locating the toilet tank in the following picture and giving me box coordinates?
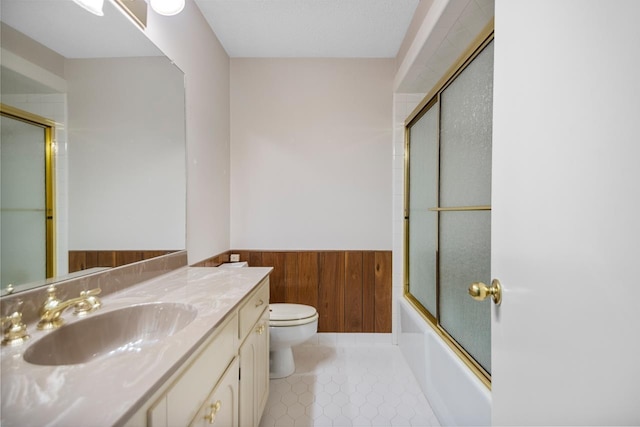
[218,261,248,268]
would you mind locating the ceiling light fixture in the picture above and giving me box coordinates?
[149,0,185,16]
[72,0,104,16]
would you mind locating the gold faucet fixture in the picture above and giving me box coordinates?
[1,311,30,346]
[38,286,102,330]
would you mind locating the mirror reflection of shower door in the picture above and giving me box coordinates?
[1,110,54,289]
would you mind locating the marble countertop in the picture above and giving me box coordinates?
[0,266,272,427]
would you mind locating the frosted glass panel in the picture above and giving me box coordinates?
[1,115,47,287]
[439,210,491,372]
[408,104,438,315]
[1,117,45,209]
[1,211,46,285]
[409,212,438,314]
[440,41,494,207]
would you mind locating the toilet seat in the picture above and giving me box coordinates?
[269,304,318,327]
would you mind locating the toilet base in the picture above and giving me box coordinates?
[269,347,295,379]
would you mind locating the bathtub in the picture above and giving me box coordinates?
[398,298,491,426]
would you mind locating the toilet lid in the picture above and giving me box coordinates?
[269,303,317,321]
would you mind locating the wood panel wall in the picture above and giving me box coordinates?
[231,250,392,333]
[68,250,178,273]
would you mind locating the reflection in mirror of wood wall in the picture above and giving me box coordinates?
[69,250,179,272]
[211,250,392,334]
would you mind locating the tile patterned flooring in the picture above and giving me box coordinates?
[259,334,441,427]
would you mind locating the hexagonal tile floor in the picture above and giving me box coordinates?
[259,335,440,427]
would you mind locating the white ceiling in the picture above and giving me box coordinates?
[0,0,494,84]
[1,0,419,59]
[194,0,420,58]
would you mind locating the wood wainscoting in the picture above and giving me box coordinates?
[229,250,392,333]
[68,250,178,273]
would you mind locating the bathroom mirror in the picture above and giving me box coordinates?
[0,0,186,295]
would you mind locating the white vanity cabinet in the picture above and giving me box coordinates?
[239,280,270,427]
[142,312,239,427]
[124,276,270,427]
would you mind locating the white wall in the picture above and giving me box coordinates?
[143,0,231,263]
[66,57,185,250]
[230,58,394,250]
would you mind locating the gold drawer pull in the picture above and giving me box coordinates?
[255,299,264,308]
[204,400,222,424]
[255,323,266,335]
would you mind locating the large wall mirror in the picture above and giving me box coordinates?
[0,0,186,295]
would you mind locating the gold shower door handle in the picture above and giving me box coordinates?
[468,279,502,305]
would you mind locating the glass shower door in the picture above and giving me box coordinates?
[405,37,494,380]
[1,113,51,289]
[438,41,494,374]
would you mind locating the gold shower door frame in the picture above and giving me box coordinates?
[1,104,56,281]
[403,26,494,389]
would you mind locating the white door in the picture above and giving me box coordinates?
[492,0,640,424]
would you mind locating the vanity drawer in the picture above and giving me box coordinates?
[238,278,269,341]
[149,312,238,427]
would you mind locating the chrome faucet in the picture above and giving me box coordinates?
[37,286,102,330]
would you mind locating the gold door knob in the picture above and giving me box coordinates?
[468,279,502,305]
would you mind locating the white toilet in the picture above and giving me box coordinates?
[218,261,318,378]
[269,303,318,379]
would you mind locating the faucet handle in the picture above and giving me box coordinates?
[80,288,101,298]
[1,311,30,346]
[74,288,102,316]
[41,285,62,310]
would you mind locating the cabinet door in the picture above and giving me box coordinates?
[239,308,269,427]
[161,313,237,426]
[191,358,239,427]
